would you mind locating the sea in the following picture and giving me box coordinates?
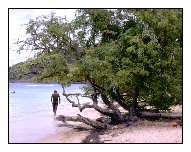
[9,82,87,143]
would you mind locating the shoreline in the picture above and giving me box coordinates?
[9,80,86,84]
[37,108,102,143]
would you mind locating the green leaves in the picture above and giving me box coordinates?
[12,9,182,111]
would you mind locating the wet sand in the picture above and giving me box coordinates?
[37,108,101,143]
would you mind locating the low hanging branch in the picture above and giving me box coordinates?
[62,92,114,117]
[57,87,122,129]
[63,92,94,112]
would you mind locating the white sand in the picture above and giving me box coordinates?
[100,121,182,143]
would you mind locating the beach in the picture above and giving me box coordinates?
[38,104,182,143]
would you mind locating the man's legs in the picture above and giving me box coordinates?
[53,104,58,116]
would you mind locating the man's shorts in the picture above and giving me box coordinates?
[52,100,58,105]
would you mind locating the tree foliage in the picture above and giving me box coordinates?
[14,9,182,111]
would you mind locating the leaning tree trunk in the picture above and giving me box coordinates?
[86,76,126,124]
[129,87,139,118]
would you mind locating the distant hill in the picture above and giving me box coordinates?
[9,61,43,82]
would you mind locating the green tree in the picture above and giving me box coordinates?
[15,9,182,128]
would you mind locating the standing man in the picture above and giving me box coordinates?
[51,90,60,117]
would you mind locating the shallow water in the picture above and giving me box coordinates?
[9,83,86,143]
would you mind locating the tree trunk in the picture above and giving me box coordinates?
[130,87,139,117]
[100,93,126,124]
[86,76,126,124]
[140,112,182,119]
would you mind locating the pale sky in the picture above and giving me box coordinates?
[9,9,76,66]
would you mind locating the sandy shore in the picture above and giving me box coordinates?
[99,121,182,143]
[37,105,182,143]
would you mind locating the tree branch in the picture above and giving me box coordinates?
[62,92,115,116]
[56,114,110,129]
[63,92,93,112]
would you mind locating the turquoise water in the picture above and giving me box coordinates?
[9,83,85,143]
